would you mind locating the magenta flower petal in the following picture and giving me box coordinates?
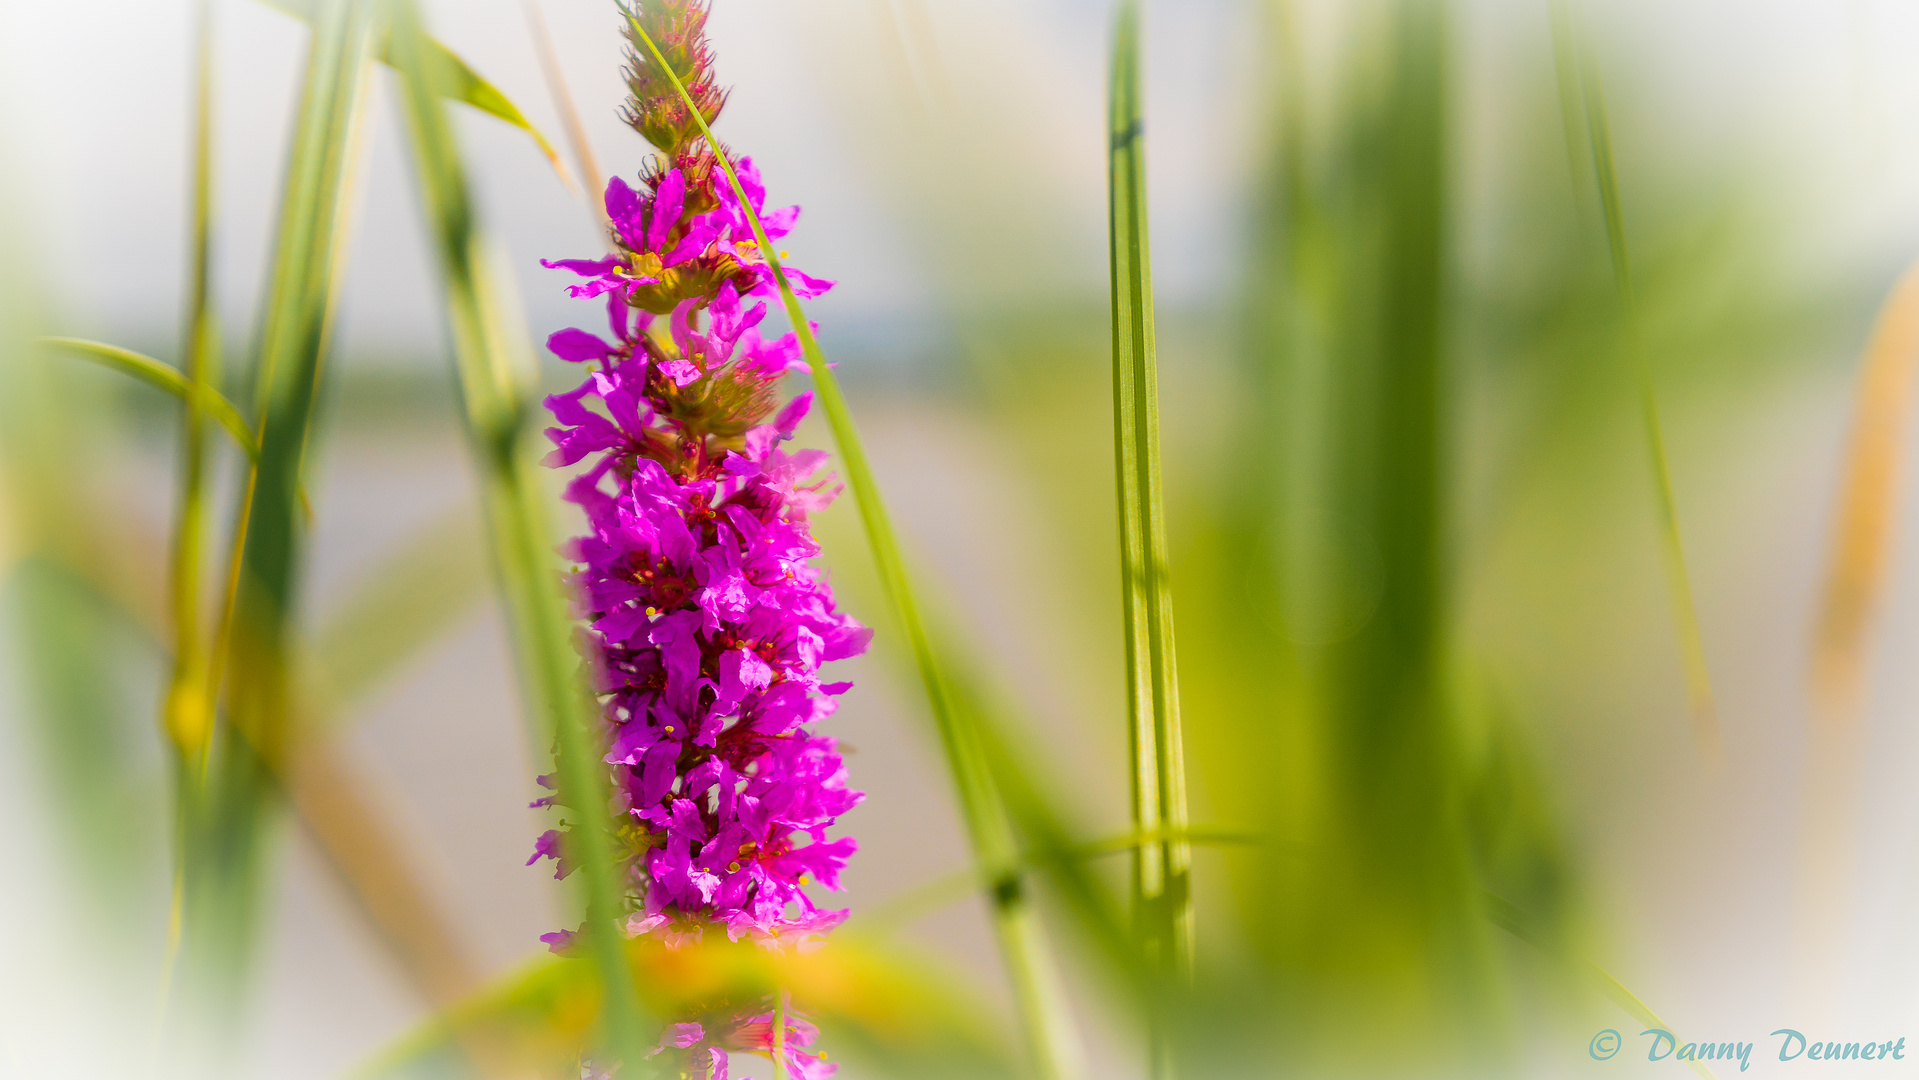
[548,327,614,363]
[774,392,813,437]
[537,101,861,1075]
[661,1022,706,1050]
[606,176,647,250]
[649,168,687,252]
[781,268,835,298]
[542,255,621,277]
[761,203,800,238]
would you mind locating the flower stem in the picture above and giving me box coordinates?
[154,0,220,1061]
[1550,0,1719,761]
[186,0,379,1042]
[389,0,652,1067]
[1109,3,1190,1074]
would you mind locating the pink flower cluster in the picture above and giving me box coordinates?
[531,149,860,1078]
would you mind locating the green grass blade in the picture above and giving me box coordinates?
[1485,894,1719,1080]
[618,6,1084,1077]
[258,0,567,175]
[37,338,255,460]
[1107,12,1192,1060]
[387,0,652,1065]
[1549,0,1720,759]
[865,826,1263,937]
[522,0,608,226]
[154,0,225,1053]
[189,0,381,1041]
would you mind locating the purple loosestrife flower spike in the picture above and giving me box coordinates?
[533,4,854,1075]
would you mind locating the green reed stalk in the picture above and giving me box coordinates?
[164,0,222,781]
[187,0,379,1039]
[619,6,1084,1077]
[156,0,223,1051]
[386,0,652,1065]
[1549,0,1720,758]
[1108,5,1191,1074]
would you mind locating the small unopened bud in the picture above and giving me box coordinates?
[621,0,729,155]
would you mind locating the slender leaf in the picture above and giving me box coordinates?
[156,0,225,1049]
[1549,0,1720,758]
[387,0,652,1066]
[259,0,566,174]
[37,338,256,460]
[522,0,609,228]
[1485,894,1718,1080]
[187,0,381,1039]
[618,7,1086,1078]
[1107,14,1192,1078]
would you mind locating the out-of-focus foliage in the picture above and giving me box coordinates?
[0,0,1876,1077]
[357,935,1017,1080]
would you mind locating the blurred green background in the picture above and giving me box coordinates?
[4,0,1919,1077]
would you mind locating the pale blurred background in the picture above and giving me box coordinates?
[6,0,1919,1077]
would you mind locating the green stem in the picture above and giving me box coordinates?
[387,0,651,1066]
[165,0,221,773]
[188,0,379,1043]
[1108,5,1190,1075]
[619,6,1084,1077]
[155,0,221,1061]
[1549,0,1719,758]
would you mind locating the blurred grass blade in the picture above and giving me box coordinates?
[619,6,1085,1077]
[155,0,225,1051]
[865,826,1262,937]
[24,501,500,1071]
[189,0,380,1042]
[37,338,255,459]
[1107,12,1192,1066]
[829,550,1146,989]
[1485,895,1718,1080]
[282,742,488,1004]
[1791,259,1919,1006]
[169,0,224,765]
[387,0,652,1065]
[1811,259,1919,727]
[522,0,608,225]
[259,0,567,175]
[1550,0,1720,759]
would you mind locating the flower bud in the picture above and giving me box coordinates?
[621,0,729,155]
